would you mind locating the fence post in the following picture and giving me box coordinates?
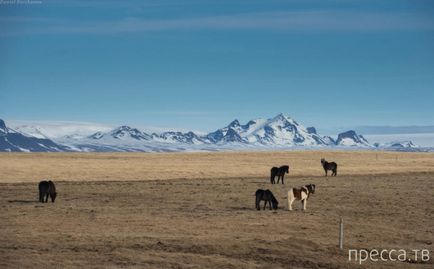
[339,217,344,251]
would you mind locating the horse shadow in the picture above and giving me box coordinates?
[229,206,254,211]
[8,200,39,204]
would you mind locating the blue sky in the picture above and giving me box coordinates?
[1,0,434,132]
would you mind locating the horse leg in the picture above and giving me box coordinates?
[45,193,49,203]
[325,169,328,176]
[263,201,267,210]
[288,190,294,211]
[39,191,44,203]
[269,201,272,210]
[334,169,337,176]
[281,174,284,184]
[303,199,307,211]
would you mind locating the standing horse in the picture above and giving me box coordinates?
[287,184,315,211]
[321,158,337,176]
[38,180,57,203]
[270,165,289,184]
[255,189,279,210]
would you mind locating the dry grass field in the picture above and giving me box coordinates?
[1,151,434,183]
[0,151,433,268]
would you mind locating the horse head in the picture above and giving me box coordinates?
[51,192,57,202]
[307,184,316,194]
[272,199,279,210]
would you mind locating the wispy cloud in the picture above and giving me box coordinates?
[2,10,434,36]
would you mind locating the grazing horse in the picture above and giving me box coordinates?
[270,165,289,184]
[321,158,337,176]
[255,189,279,210]
[38,180,57,203]
[287,184,315,211]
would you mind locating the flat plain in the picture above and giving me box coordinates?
[0,151,433,268]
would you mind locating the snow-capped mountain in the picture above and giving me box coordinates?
[322,136,336,145]
[374,140,418,149]
[153,131,207,144]
[388,141,417,148]
[335,130,370,147]
[206,113,329,146]
[0,119,69,152]
[90,126,152,141]
[8,120,112,139]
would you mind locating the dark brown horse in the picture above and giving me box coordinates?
[255,189,279,210]
[321,158,337,176]
[38,180,57,203]
[270,165,289,184]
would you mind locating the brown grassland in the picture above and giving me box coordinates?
[0,151,433,268]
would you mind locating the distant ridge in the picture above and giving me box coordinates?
[2,115,428,152]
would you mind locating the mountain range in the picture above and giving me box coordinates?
[1,114,426,152]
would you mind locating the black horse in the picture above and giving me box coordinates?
[270,165,289,184]
[255,189,279,210]
[38,180,57,203]
[321,158,337,176]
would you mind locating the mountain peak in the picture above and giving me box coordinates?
[89,131,104,139]
[336,130,370,147]
[115,125,135,131]
[306,127,317,134]
[106,125,151,140]
[0,119,7,134]
[228,119,240,128]
[273,113,287,120]
[270,113,299,125]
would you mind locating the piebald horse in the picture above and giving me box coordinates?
[287,184,315,211]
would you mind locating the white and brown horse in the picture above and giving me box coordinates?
[287,184,315,211]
